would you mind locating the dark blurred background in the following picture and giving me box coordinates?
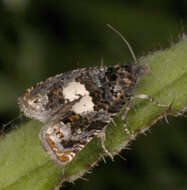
[0,0,187,190]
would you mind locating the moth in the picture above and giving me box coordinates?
[18,25,165,166]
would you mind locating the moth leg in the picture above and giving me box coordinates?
[133,94,169,107]
[111,118,117,127]
[167,104,187,118]
[97,126,113,160]
[121,94,169,137]
[121,97,135,137]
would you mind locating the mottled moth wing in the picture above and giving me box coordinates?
[40,110,110,165]
[18,63,148,165]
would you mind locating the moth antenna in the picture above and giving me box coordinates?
[107,24,138,64]
[1,115,21,129]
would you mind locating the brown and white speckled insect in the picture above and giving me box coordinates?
[18,25,167,166]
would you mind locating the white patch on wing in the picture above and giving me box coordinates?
[63,81,89,101]
[72,95,94,114]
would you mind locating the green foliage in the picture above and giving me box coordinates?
[0,1,187,190]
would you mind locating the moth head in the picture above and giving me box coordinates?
[18,86,50,122]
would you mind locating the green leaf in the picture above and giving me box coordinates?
[0,36,187,190]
